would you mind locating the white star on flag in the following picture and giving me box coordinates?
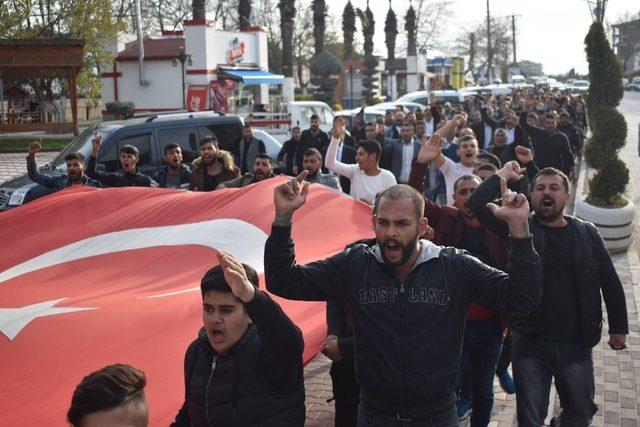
[0,298,96,340]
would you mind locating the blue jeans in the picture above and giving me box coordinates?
[357,403,458,427]
[457,319,503,427]
[512,333,597,426]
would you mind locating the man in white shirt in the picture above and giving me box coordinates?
[326,117,397,205]
[416,116,479,205]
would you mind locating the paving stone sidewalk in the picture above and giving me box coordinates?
[0,152,58,184]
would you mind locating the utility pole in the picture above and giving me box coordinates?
[509,14,521,65]
[486,0,492,82]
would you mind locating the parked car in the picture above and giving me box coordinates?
[252,129,282,163]
[0,112,245,210]
[571,80,590,93]
[398,90,465,105]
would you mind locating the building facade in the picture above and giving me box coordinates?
[100,21,284,115]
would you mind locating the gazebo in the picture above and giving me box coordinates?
[0,39,85,135]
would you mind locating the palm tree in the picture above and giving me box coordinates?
[358,2,378,103]
[279,0,296,77]
[342,1,356,60]
[384,1,398,70]
[192,0,206,20]
[405,2,417,56]
[312,0,326,56]
[238,0,251,29]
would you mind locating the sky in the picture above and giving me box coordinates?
[325,0,638,75]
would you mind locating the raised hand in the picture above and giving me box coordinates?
[216,250,256,303]
[486,177,531,238]
[27,138,42,158]
[515,146,534,164]
[417,133,443,165]
[497,160,526,182]
[91,134,102,156]
[274,170,310,216]
[429,92,436,106]
[332,116,346,140]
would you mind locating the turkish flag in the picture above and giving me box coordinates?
[0,178,373,426]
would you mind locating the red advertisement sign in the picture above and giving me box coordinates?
[209,80,230,113]
[185,84,208,111]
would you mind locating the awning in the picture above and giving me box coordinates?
[218,69,284,85]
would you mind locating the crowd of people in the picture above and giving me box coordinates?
[26,86,629,427]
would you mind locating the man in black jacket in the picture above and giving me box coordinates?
[265,173,542,425]
[87,136,157,187]
[278,126,302,175]
[172,251,305,426]
[152,143,191,189]
[298,114,330,168]
[519,97,575,179]
[468,162,628,426]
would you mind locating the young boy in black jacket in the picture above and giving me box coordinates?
[172,251,305,426]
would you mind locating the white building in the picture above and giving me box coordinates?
[100,20,284,115]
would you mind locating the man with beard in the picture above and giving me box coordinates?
[265,167,541,426]
[301,148,340,190]
[557,110,582,159]
[470,109,495,150]
[390,123,421,184]
[278,127,302,175]
[87,136,157,187]
[26,139,101,191]
[236,124,266,174]
[189,136,240,191]
[152,143,191,189]
[325,117,396,205]
[468,162,628,427]
[298,114,330,168]
[520,96,575,179]
[217,154,275,189]
[385,111,406,140]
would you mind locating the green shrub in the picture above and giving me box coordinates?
[295,94,314,101]
[583,21,629,206]
[331,103,343,111]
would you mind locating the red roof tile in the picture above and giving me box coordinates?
[117,37,185,61]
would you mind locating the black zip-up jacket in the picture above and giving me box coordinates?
[87,155,157,187]
[468,174,629,348]
[171,289,305,426]
[151,164,191,188]
[27,156,101,190]
[519,112,574,175]
[265,225,541,418]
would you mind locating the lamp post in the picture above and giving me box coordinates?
[349,65,354,109]
[173,47,193,109]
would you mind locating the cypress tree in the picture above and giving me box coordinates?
[583,21,629,206]
[342,1,356,60]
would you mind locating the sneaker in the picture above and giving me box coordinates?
[497,370,516,394]
[457,397,472,421]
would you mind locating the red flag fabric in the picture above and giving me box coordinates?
[0,178,373,426]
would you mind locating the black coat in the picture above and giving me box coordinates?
[172,290,305,426]
[468,174,629,349]
[265,225,542,417]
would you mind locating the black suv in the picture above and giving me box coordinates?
[0,112,244,210]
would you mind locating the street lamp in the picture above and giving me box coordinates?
[349,65,354,109]
[173,47,193,109]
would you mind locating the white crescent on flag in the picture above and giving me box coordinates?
[0,179,374,426]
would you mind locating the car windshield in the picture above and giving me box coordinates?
[575,81,589,87]
[48,124,112,171]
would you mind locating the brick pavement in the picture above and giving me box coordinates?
[0,152,59,184]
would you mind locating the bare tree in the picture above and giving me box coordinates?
[611,10,640,75]
[450,17,512,80]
